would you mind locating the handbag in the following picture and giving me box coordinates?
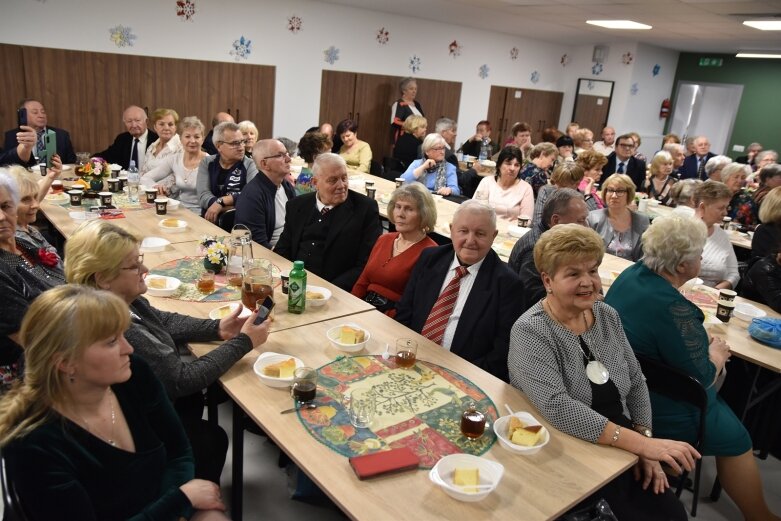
[364,291,396,313]
[558,498,618,521]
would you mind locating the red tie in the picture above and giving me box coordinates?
[421,266,469,345]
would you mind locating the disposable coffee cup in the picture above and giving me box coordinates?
[721,217,732,230]
[395,178,404,188]
[517,215,531,228]
[719,289,737,302]
[98,191,113,206]
[366,187,376,200]
[110,167,121,179]
[145,189,158,204]
[716,299,735,323]
[280,270,290,294]
[68,190,83,206]
[118,176,128,189]
[154,198,168,216]
[107,178,121,193]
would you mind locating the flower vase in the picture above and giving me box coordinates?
[89,179,104,192]
[203,258,224,274]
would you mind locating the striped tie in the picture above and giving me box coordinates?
[421,266,469,345]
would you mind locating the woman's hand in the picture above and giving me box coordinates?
[580,177,594,195]
[155,184,170,196]
[633,457,669,494]
[708,335,731,371]
[204,202,223,223]
[180,479,225,511]
[240,309,271,347]
[218,304,248,340]
[638,437,700,475]
[436,187,453,196]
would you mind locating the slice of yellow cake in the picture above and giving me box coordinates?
[509,421,544,447]
[263,358,296,378]
[339,326,365,344]
[453,467,479,493]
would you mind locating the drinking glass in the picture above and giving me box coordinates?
[348,388,375,428]
[395,339,418,368]
[242,258,274,311]
[290,367,318,404]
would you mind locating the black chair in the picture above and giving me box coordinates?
[382,156,406,180]
[217,208,236,232]
[1,451,29,521]
[635,354,708,517]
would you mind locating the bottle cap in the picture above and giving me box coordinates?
[293,260,304,270]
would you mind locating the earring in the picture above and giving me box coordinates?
[68,371,75,383]
[546,288,553,294]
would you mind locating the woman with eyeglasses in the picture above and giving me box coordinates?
[64,220,270,483]
[401,133,460,196]
[587,173,650,261]
[141,108,183,175]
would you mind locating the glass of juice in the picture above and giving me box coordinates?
[241,259,274,311]
[395,339,417,368]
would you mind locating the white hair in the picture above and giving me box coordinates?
[312,152,346,177]
[719,162,750,183]
[0,170,20,205]
[452,199,496,230]
[421,133,447,154]
[642,214,707,275]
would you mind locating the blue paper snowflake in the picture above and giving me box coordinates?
[530,70,540,84]
[109,25,136,48]
[630,83,639,95]
[652,64,661,76]
[591,63,603,76]
[587,80,595,91]
[510,47,519,61]
[409,55,422,73]
[324,46,340,65]
[230,36,252,61]
[478,64,489,79]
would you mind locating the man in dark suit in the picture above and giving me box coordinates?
[93,105,158,170]
[680,135,716,180]
[0,125,36,166]
[4,99,76,165]
[203,112,234,155]
[274,153,381,291]
[601,133,646,189]
[395,201,525,381]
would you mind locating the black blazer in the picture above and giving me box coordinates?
[274,191,382,291]
[395,245,525,382]
[235,171,296,249]
[680,152,716,180]
[601,152,647,189]
[3,126,76,165]
[93,130,158,170]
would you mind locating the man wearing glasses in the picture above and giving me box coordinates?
[196,122,258,224]
[601,133,646,190]
[235,139,296,248]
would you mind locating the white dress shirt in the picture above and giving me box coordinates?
[439,254,485,350]
[134,130,150,171]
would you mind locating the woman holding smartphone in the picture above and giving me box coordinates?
[400,133,460,196]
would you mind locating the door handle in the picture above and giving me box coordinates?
[355,112,360,126]
[236,109,240,122]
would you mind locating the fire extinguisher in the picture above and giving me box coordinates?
[660,98,671,119]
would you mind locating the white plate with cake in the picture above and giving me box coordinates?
[493,411,549,455]
[253,352,305,388]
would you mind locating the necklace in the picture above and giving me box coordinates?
[545,299,609,385]
[392,233,426,256]
[74,389,118,447]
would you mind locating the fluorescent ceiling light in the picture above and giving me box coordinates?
[586,20,652,30]
[736,52,781,59]
[743,20,781,31]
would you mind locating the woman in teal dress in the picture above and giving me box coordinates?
[606,213,779,521]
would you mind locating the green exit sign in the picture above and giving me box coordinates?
[699,58,724,67]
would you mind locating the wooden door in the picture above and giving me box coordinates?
[525,90,563,143]
[415,77,461,127]
[572,93,611,137]
[319,71,356,133]
[487,86,509,145]
[226,61,275,140]
[353,73,398,160]
[0,45,29,135]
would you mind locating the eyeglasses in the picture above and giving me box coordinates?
[429,146,446,152]
[263,151,291,160]
[606,188,628,195]
[617,143,635,149]
[220,140,247,148]
[121,254,145,274]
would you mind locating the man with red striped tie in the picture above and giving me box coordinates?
[395,200,525,381]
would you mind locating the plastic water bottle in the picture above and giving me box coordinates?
[127,160,140,203]
[288,260,307,314]
[479,138,491,161]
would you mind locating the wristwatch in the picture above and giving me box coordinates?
[216,197,225,207]
[633,425,653,438]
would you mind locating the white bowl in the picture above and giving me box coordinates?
[158,218,187,232]
[140,236,170,253]
[429,454,503,502]
[208,302,252,321]
[326,322,370,353]
[252,352,305,388]
[166,199,181,211]
[508,225,531,238]
[306,286,332,308]
[145,275,181,297]
[733,302,766,322]
[492,411,550,455]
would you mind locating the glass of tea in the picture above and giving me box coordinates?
[460,402,486,439]
[290,367,317,404]
[242,258,274,310]
[197,270,215,293]
[51,180,63,194]
[395,339,417,369]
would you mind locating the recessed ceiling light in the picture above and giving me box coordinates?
[743,20,781,31]
[736,52,781,59]
[586,20,652,30]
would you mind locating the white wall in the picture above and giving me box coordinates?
[0,0,678,150]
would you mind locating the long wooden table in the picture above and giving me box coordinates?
[644,203,752,250]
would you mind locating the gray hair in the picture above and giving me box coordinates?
[312,152,346,177]
[662,143,684,155]
[0,170,20,205]
[275,137,297,155]
[388,183,438,232]
[435,117,457,134]
[399,77,417,95]
[719,162,750,184]
[704,155,731,176]
[669,179,702,208]
[421,133,447,154]
[541,188,583,226]
[179,116,205,135]
[757,150,778,163]
[452,199,496,231]
[212,121,240,146]
[642,214,707,276]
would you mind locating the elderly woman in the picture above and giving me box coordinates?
[720,163,754,228]
[750,163,781,218]
[662,133,681,146]
[510,122,534,160]
[393,115,427,169]
[520,142,557,197]
[573,128,594,155]
[510,224,697,521]
[140,116,208,214]
[401,133,460,196]
[555,135,576,165]
[390,77,424,144]
[755,149,778,174]
[296,131,332,195]
[643,151,678,206]
[693,181,740,289]
[607,215,780,521]
[0,285,229,520]
[669,179,701,209]
[577,150,608,211]
[704,155,731,182]
[0,171,65,391]
[196,121,258,224]
[628,132,647,163]
[64,220,270,482]
[336,118,372,174]
[475,146,534,221]
[531,162,583,225]
[238,120,259,158]
[752,186,781,260]
[352,184,437,317]
[587,173,650,261]
[141,108,183,175]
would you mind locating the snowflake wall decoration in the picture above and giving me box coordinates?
[448,40,462,58]
[586,80,595,91]
[478,64,489,79]
[630,83,639,95]
[376,27,389,45]
[560,54,570,67]
[622,52,633,65]
[591,62,603,76]
[230,36,252,61]
[530,70,540,84]
[109,25,136,48]
[652,64,661,76]
[409,55,421,73]
[324,46,340,65]
[288,15,302,34]
[510,47,519,61]
[176,0,195,21]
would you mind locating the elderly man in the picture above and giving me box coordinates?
[736,142,762,170]
[508,189,589,311]
[681,135,716,180]
[601,133,646,189]
[196,121,258,223]
[94,105,158,170]
[4,99,76,165]
[435,117,479,198]
[235,139,296,248]
[203,112,235,155]
[663,142,686,177]
[459,120,495,158]
[395,201,524,381]
[0,125,37,166]
[274,153,381,291]
[592,126,616,155]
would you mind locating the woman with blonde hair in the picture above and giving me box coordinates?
[0,284,228,520]
[531,162,584,225]
[587,173,650,261]
[752,184,781,259]
[643,151,677,206]
[141,108,183,175]
[694,181,739,289]
[393,115,427,169]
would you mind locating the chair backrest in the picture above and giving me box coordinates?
[383,156,406,178]
[369,160,384,178]
[1,451,28,521]
[217,208,236,232]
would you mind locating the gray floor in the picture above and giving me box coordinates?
[221,400,781,520]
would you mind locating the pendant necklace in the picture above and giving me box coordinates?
[75,389,118,447]
[578,312,610,385]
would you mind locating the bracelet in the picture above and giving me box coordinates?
[609,425,621,446]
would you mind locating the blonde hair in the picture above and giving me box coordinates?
[573,128,593,147]
[649,151,673,177]
[387,183,437,232]
[642,214,707,275]
[530,142,557,160]
[534,224,604,276]
[600,173,636,204]
[403,115,427,134]
[6,165,38,198]
[150,107,179,126]
[0,285,129,446]
[759,186,781,225]
[550,163,584,188]
[64,221,139,287]
[238,120,258,137]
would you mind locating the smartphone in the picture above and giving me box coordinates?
[253,296,275,325]
[42,129,56,168]
[17,108,27,128]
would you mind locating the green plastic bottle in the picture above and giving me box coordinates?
[287,260,306,314]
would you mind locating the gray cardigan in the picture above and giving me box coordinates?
[586,208,650,261]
